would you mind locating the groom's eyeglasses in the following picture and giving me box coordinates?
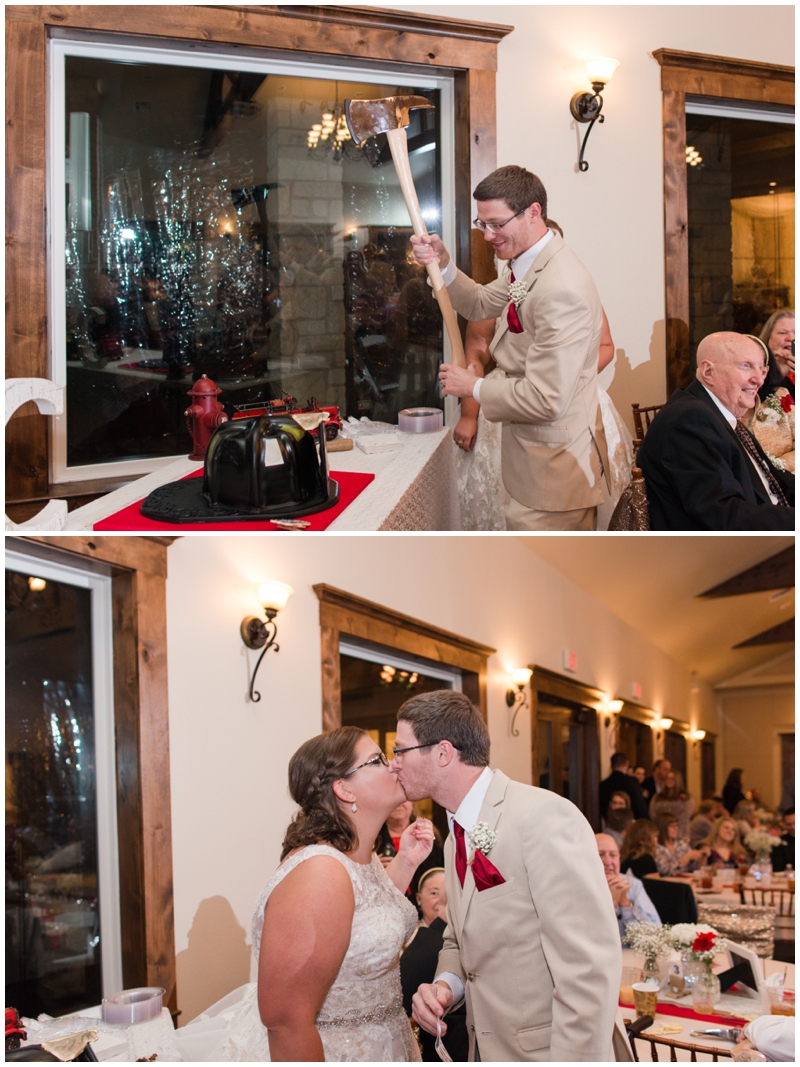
[392,742,462,759]
[343,751,390,778]
[473,207,526,233]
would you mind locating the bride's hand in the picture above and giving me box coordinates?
[397,817,435,868]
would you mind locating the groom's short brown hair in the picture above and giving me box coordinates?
[397,690,490,767]
[473,165,547,219]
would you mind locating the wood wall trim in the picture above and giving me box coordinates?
[10,534,177,1011]
[5,4,505,502]
[313,583,495,730]
[653,49,795,391]
[528,664,607,711]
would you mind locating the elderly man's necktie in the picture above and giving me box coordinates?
[507,270,523,334]
[453,821,468,887]
[735,421,789,506]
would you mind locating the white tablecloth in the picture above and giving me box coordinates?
[62,428,461,532]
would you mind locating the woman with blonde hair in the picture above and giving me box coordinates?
[751,310,795,472]
[620,818,660,881]
[703,816,748,868]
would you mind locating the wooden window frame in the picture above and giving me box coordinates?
[7,534,178,1012]
[313,583,495,730]
[653,49,794,393]
[5,4,512,506]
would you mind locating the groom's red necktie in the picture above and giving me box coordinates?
[453,821,468,887]
[507,270,523,334]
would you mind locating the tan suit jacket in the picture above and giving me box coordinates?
[447,234,610,512]
[438,771,621,1062]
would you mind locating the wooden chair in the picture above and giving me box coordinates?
[631,403,664,449]
[740,886,795,915]
[628,1032,735,1062]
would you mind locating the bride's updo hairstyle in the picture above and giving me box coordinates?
[280,726,366,860]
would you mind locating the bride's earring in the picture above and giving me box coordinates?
[351,801,358,813]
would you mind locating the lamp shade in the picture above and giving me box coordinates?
[693,729,707,741]
[257,581,294,613]
[658,717,673,730]
[607,699,624,713]
[512,667,533,686]
[585,57,620,85]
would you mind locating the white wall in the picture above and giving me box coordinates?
[391,4,795,427]
[717,685,795,809]
[165,534,717,1021]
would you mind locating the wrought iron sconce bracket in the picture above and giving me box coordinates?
[241,609,279,703]
[505,685,529,737]
[570,83,606,172]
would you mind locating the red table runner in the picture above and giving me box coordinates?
[93,469,374,531]
[619,998,748,1027]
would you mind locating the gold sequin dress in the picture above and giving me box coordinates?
[173,844,421,1062]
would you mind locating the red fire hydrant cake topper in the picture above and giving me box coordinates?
[184,375,228,460]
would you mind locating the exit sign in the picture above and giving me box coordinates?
[631,682,642,699]
[563,650,578,672]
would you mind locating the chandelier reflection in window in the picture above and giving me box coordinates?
[379,664,420,689]
[306,83,364,161]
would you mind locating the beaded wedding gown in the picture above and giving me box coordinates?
[172,845,421,1062]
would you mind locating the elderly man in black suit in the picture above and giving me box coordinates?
[638,332,794,530]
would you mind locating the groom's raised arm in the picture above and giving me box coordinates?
[524,792,622,1061]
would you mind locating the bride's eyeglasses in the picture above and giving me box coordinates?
[343,751,390,778]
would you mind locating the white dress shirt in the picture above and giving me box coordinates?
[436,229,555,403]
[702,385,778,504]
[434,767,495,1003]
[743,1015,795,1061]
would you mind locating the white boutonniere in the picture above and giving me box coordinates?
[508,280,528,309]
[467,822,497,864]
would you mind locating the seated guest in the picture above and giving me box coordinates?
[620,819,660,881]
[702,816,748,868]
[637,332,795,530]
[399,869,469,1062]
[600,752,648,819]
[596,833,661,938]
[641,758,671,803]
[759,310,795,397]
[690,797,727,847]
[655,812,709,876]
[723,768,747,819]
[771,809,795,873]
[649,770,695,838]
[732,799,761,842]
[377,799,445,904]
[736,1014,795,1062]
[603,791,635,847]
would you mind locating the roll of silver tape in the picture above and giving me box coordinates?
[397,407,444,434]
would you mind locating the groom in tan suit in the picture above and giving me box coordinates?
[394,690,621,1062]
[411,166,609,531]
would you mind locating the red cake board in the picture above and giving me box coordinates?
[93,469,374,532]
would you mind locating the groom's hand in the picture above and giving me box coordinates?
[439,361,481,399]
[412,981,453,1036]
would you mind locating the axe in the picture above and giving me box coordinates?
[345,95,466,368]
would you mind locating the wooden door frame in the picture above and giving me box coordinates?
[5,4,512,505]
[652,49,794,393]
[313,583,495,731]
[6,534,178,1012]
[528,665,604,828]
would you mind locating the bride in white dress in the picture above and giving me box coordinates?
[173,727,433,1062]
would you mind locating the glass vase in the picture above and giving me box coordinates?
[643,956,660,985]
[752,860,773,887]
[681,951,704,992]
[691,968,721,1014]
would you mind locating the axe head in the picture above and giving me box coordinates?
[344,95,434,146]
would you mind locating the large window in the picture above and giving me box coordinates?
[5,550,120,1017]
[686,101,794,361]
[51,38,453,482]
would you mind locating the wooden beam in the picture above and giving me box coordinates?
[734,619,795,648]
[698,547,794,598]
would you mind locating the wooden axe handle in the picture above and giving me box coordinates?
[385,126,466,368]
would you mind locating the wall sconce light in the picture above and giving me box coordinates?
[506,668,533,737]
[240,581,294,702]
[570,57,619,172]
[658,718,673,730]
[691,729,706,747]
[604,698,624,728]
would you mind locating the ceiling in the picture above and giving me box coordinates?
[519,536,794,688]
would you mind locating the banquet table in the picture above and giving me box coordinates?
[61,427,461,532]
[620,949,794,1061]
